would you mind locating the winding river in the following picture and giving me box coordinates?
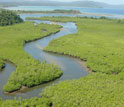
[0,15,88,100]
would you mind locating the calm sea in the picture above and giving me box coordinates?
[4,6,124,15]
[4,6,124,19]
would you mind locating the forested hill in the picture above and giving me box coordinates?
[0,1,107,8]
[0,1,124,9]
[0,10,23,26]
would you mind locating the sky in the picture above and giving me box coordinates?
[52,0,124,5]
[1,0,124,5]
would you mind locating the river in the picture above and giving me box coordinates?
[0,14,88,100]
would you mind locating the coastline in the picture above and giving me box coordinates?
[20,12,124,19]
[19,12,114,16]
[2,6,124,19]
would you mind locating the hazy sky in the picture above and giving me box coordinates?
[2,0,124,5]
[53,0,124,5]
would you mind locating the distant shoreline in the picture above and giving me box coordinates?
[1,7,124,19]
[18,12,124,19]
[13,9,81,14]
[1,5,104,9]
[19,12,124,19]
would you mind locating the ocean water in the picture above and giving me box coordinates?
[4,6,124,16]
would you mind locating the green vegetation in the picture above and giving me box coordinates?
[1,16,124,106]
[0,59,4,71]
[42,73,124,107]
[24,16,124,106]
[14,9,81,14]
[0,21,62,92]
[1,73,124,107]
[0,97,51,107]
[0,10,23,26]
[27,16,124,74]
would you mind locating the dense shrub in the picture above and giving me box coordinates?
[0,59,4,70]
[25,17,124,106]
[42,73,124,107]
[3,83,21,93]
[0,10,23,26]
[1,16,124,106]
[0,21,62,92]
[3,62,62,92]
[0,97,50,107]
[27,17,124,74]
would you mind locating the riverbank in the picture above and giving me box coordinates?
[4,74,62,95]
[0,21,63,95]
[5,21,88,94]
[33,16,124,74]
[1,14,124,107]
[0,60,16,72]
[4,29,63,94]
[0,64,5,71]
[44,50,92,74]
[3,27,62,94]
[32,16,124,107]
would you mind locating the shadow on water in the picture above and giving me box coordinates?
[0,15,88,100]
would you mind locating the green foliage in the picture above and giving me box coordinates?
[3,62,62,92]
[0,10,23,26]
[0,59,4,70]
[0,22,62,92]
[26,16,124,106]
[0,97,50,107]
[42,73,124,107]
[14,9,81,14]
[3,83,21,92]
[28,17,124,74]
[99,16,108,19]
[2,16,124,106]
[2,72,124,106]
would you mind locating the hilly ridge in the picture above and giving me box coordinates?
[0,0,124,9]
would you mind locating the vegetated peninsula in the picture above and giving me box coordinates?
[1,0,124,9]
[0,10,62,93]
[14,9,81,14]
